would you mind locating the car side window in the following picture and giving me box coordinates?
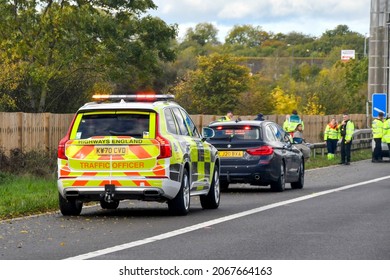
[172,107,190,136]
[164,108,178,134]
[265,125,277,142]
[267,124,284,142]
[180,108,200,138]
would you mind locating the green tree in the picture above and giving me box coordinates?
[225,25,269,47]
[173,54,250,114]
[0,0,177,112]
[236,73,275,115]
[224,25,271,57]
[285,31,316,46]
[182,23,220,46]
[317,25,365,57]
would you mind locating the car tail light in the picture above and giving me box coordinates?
[156,134,171,159]
[246,145,273,156]
[57,136,69,160]
[57,114,77,160]
[155,114,171,159]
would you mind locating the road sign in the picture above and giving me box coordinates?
[372,93,387,118]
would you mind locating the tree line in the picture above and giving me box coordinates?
[0,1,368,116]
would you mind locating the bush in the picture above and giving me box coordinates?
[0,148,56,178]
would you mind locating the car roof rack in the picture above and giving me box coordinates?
[91,94,175,103]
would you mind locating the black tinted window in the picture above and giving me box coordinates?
[76,113,150,139]
[209,126,260,141]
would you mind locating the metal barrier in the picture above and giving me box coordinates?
[310,129,372,158]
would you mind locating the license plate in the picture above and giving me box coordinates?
[219,151,243,158]
[96,146,127,155]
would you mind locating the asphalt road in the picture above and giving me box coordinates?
[1,159,390,260]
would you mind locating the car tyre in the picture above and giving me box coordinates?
[291,161,304,189]
[168,168,190,216]
[100,200,120,210]
[220,181,229,191]
[58,193,83,216]
[270,163,285,192]
[200,165,220,209]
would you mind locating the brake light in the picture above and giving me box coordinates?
[246,146,273,156]
[57,136,69,160]
[154,112,171,159]
[156,134,172,159]
[57,114,77,160]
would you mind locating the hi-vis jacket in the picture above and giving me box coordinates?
[284,114,304,133]
[339,120,354,142]
[372,118,384,139]
[382,118,390,143]
[218,115,232,122]
[324,123,340,140]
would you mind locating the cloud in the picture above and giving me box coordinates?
[150,0,370,41]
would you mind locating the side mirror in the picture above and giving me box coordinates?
[202,127,215,140]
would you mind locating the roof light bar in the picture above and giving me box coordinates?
[92,94,174,102]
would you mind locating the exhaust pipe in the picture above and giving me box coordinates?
[65,190,79,197]
[254,174,261,180]
[144,190,161,196]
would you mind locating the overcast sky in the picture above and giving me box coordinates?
[149,0,370,42]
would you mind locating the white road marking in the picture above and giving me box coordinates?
[65,175,390,260]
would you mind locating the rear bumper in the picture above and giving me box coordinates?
[58,177,181,202]
[220,164,277,185]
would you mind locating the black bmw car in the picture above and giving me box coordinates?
[203,120,304,192]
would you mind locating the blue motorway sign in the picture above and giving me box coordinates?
[372,93,387,118]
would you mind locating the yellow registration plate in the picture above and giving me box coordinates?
[219,151,243,158]
[95,146,127,155]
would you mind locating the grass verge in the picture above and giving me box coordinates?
[0,149,372,220]
[305,148,372,169]
[0,173,57,220]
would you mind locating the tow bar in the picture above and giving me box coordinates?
[101,184,116,203]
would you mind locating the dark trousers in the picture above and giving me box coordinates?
[326,139,338,154]
[340,138,352,163]
[373,138,382,160]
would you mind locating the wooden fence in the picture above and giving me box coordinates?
[0,112,371,154]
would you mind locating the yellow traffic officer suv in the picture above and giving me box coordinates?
[57,94,220,216]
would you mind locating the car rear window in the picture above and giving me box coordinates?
[210,126,261,141]
[74,113,150,139]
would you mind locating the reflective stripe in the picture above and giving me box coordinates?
[324,125,340,140]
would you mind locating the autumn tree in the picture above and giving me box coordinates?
[0,0,177,112]
[271,86,300,114]
[173,53,250,114]
[236,74,275,115]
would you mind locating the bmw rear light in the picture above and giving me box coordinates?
[246,146,273,156]
[57,136,69,160]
